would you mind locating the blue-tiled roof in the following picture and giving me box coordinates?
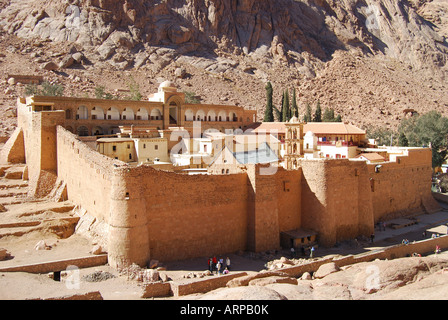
[233,142,278,164]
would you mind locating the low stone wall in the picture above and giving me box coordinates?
[279,235,448,278]
[170,272,248,297]
[0,254,108,273]
[141,282,172,299]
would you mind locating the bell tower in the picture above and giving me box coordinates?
[284,116,304,170]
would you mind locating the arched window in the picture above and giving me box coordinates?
[106,107,120,120]
[150,108,162,120]
[91,107,105,120]
[122,108,135,120]
[196,110,206,121]
[207,110,216,122]
[137,108,149,120]
[185,109,194,121]
[76,106,89,120]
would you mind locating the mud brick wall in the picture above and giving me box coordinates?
[56,126,121,223]
[368,148,438,221]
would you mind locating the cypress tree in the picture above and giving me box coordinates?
[304,103,312,122]
[335,114,342,122]
[313,100,322,122]
[323,108,335,122]
[291,88,298,118]
[263,82,274,122]
[282,89,290,122]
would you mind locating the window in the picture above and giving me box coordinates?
[112,146,117,152]
[155,145,158,150]
[143,144,146,149]
[127,144,130,149]
[129,153,132,160]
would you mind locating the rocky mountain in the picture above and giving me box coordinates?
[0,0,447,136]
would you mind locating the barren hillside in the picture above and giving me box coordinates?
[0,0,447,136]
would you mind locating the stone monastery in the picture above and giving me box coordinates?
[0,81,439,270]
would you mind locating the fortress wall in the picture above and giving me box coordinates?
[368,148,437,222]
[300,159,375,247]
[276,168,302,234]
[107,165,251,265]
[20,108,66,197]
[0,127,25,164]
[246,165,280,253]
[299,159,334,245]
[299,149,435,246]
[56,126,120,223]
[325,160,375,243]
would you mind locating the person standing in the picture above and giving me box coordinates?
[226,257,231,271]
[208,258,213,273]
[310,246,315,258]
[216,260,221,275]
[212,256,217,272]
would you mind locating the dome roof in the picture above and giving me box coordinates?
[159,80,176,89]
[289,116,299,123]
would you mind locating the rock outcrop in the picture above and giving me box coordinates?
[1,0,446,75]
[0,0,447,134]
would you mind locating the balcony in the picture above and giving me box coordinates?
[317,141,358,147]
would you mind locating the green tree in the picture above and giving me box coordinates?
[184,91,201,104]
[322,108,335,122]
[291,88,298,118]
[398,132,409,147]
[95,86,114,100]
[263,82,274,122]
[25,81,64,97]
[282,89,291,122]
[367,127,397,147]
[304,103,312,122]
[399,111,448,167]
[274,89,283,122]
[335,114,342,122]
[125,76,142,101]
[313,100,322,122]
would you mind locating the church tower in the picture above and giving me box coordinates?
[284,116,305,170]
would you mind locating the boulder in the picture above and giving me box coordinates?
[72,52,83,63]
[59,55,75,69]
[174,67,186,78]
[314,262,340,279]
[300,272,312,280]
[41,62,59,71]
[90,245,104,255]
[0,248,9,261]
[249,276,298,286]
[34,240,50,251]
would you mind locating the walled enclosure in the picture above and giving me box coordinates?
[1,100,439,269]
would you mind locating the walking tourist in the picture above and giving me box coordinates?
[310,246,315,258]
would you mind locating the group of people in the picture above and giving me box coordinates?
[208,256,231,275]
